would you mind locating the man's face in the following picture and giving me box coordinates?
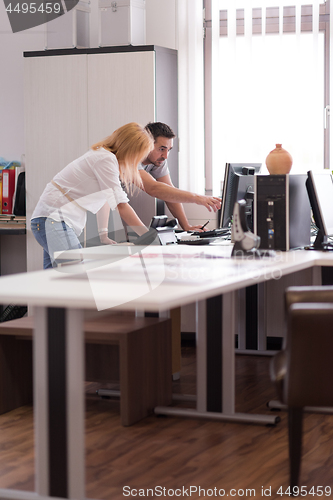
[143,136,173,167]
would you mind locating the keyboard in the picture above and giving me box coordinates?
[176,228,230,245]
[177,237,218,245]
[190,228,230,238]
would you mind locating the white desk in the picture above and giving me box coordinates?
[0,245,329,499]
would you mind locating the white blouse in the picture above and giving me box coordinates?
[31,148,129,235]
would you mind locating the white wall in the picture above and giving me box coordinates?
[0,0,177,164]
[0,3,44,162]
[145,0,177,49]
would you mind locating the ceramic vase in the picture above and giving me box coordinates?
[265,144,293,175]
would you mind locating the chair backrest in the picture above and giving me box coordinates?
[284,301,333,408]
[286,286,333,309]
[282,285,333,350]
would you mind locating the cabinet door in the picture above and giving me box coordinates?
[87,51,156,226]
[87,52,156,144]
[25,54,88,271]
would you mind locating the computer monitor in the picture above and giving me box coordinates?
[220,163,261,230]
[306,170,333,249]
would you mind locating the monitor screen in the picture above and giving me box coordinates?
[220,163,261,230]
[306,170,333,248]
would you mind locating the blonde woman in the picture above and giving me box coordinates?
[31,122,153,269]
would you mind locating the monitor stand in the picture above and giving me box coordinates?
[312,230,333,251]
[313,230,328,250]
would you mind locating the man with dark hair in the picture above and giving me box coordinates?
[145,122,175,140]
[139,122,221,231]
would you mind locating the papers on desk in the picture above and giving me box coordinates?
[57,254,217,284]
[55,245,273,287]
[55,249,230,310]
[42,244,284,311]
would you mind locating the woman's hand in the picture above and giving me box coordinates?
[99,232,117,245]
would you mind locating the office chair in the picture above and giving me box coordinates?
[270,286,333,492]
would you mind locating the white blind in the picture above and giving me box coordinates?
[207,0,325,194]
[177,0,205,194]
[219,1,323,36]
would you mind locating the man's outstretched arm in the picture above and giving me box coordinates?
[139,170,221,212]
[158,175,214,231]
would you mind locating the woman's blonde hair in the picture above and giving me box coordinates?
[91,122,154,192]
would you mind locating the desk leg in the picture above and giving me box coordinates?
[236,283,278,356]
[199,292,235,415]
[236,289,246,350]
[155,291,279,425]
[197,293,235,414]
[312,266,322,285]
[34,306,85,499]
[196,299,207,413]
[222,292,236,415]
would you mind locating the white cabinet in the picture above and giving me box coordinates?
[87,52,155,143]
[24,46,178,271]
[24,53,88,271]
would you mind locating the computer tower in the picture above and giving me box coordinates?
[254,174,311,251]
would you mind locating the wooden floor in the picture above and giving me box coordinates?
[0,345,333,499]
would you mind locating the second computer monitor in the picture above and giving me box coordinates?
[306,170,333,249]
[220,163,261,230]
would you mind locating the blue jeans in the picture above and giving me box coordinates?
[31,217,82,269]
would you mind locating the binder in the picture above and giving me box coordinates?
[0,169,2,214]
[13,171,26,216]
[2,168,16,214]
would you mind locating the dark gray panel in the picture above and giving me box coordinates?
[289,174,311,249]
[155,48,179,187]
[127,189,157,227]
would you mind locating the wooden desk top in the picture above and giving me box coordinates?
[0,245,329,312]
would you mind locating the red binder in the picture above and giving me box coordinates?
[2,169,16,214]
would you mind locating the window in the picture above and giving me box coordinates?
[204,0,330,195]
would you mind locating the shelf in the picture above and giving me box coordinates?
[0,216,26,235]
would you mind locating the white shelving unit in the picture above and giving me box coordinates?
[24,45,178,271]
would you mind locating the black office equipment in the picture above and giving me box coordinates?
[191,228,229,238]
[177,237,217,245]
[220,163,261,231]
[13,171,26,216]
[133,228,160,246]
[126,216,178,246]
[254,174,311,251]
[306,170,333,250]
[149,215,178,230]
[177,228,229,245]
